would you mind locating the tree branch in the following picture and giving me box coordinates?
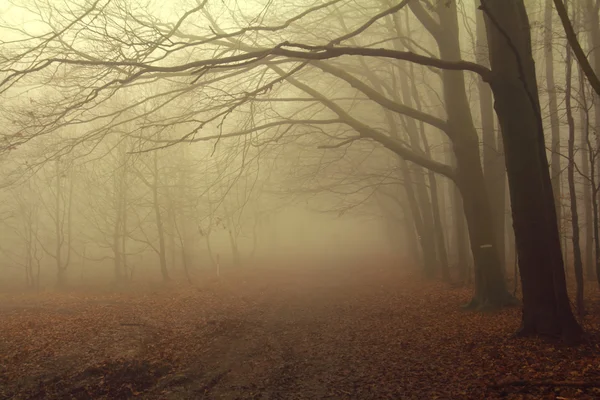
[553,0,600,96]
[1,44,492,93]
[279,71,456,181]
[317,136,361,149]
[311,60,449,134]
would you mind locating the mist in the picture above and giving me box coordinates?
[1,0,600,399]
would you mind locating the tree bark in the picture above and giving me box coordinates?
[564,13,585,316]
[420,130,450,281]
[452,158,470,283]
[553,0,600,96]
[579,65,595,280]
[545,0,563,242]
[481,0,582,340]
[399,156,437,275]
[421,1,513,307]
[585,0,600,286]
[398,77,440,278]
[476,6,507,272]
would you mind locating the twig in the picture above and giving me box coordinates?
[317,136,360,149]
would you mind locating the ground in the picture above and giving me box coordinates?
[1,260,600,399]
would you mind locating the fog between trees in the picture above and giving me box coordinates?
[0,0,599,342]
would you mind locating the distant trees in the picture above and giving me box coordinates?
[2,0,598,340]
[41,155,75,287]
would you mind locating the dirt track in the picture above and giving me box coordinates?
[1,261,600,399]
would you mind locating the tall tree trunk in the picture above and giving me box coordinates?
[545,0,563,241]
[495,126,507,273]
[579,65,595,280]
[451,152,469,282]
[55,159,64,288]
[152,151,170,282]
[586,0,600,285]
[578,58,600,285]
[380,105,437,275]
[399,157,437,274]
[565,13,585,316]
[421,1,512,307]
[421,132,450,281]
[476,6,506,272]
[481,0,582,340]
[113,161,124,282]
[408,62,450,280]
[396,66,439,278]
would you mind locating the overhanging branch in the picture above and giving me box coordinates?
[552,0,600,96]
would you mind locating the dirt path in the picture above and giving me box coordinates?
[186,266,406,399]
[2,262,600,399]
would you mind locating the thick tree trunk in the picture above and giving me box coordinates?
[481,0,582,340]
[405,0,510,297]
[476,7,506,272]
[453,142,513,307]
[434,2,513,307]
[495,127,507,272]
[453,168,469,282]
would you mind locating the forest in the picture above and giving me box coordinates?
[1,0,600,398]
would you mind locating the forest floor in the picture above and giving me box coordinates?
[1,260,600,400]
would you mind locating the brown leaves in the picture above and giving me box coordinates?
[1,261,600,399]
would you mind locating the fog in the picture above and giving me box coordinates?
[0,0,422,291]
[1,0,600,398]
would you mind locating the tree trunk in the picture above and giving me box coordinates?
[152,151,170,282]
[113,164,124,282]
[399,157,437,274]
[396,66,439,278]
[545,0,563,242]
[586,0,600,286]
[432,2,513,307]
[565,20,585,317]
[476,6,506,272]
[408,62,450,280]
[579,65,595,280]
[481,0,582,340]
[401,191,422,266]
[451,154,469,283]
[422,136,450,281]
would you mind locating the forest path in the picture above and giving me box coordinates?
[1,261,600,399]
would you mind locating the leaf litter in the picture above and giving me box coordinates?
[1,261,600,399]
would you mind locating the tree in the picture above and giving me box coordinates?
[36,155,75,288]
[475,3,507,274]
[563,0,584,316]
[481,0,581,340]
[0,0,584,338]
